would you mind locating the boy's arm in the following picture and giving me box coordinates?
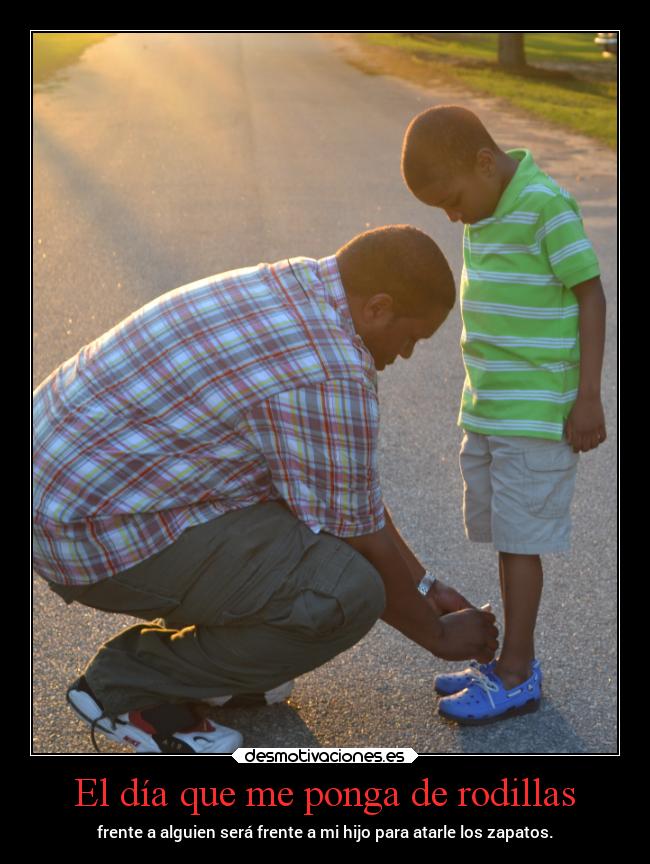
[565,276,607,453]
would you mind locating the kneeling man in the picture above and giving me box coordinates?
[33,225,497,754]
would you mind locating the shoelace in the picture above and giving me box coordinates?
[89,713,114,753]
[88,712,211,754]
[466,660,483,675]
[470,670,500,709]
[89,711,143,754]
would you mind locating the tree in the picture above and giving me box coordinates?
[498,33,527,69]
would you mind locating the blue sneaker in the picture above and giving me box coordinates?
[438,663,542,725]
[434,660,496,695]
[435,658,542,696]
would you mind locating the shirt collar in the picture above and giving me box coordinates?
[316,255,377,387]
[490,149,540,219]
[316,255,356,339]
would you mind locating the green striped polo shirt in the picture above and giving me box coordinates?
[459,149,601,441]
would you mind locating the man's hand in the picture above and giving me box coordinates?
[565,394,607,453]
[427,578,474,615]
[430,607,499,664]
[343,523,498,661]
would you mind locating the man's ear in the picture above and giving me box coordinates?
[362,293,395,324]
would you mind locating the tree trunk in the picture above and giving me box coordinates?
[498,33,527,68]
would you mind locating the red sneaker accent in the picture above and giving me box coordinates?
[129,705,211,735]
[129,711,157,734]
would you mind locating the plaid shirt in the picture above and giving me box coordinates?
[33,256,385,585]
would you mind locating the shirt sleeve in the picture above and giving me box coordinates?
[241,378,385,537]
[539,193,601,289]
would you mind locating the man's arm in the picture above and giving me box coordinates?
[565,276,607,453]
[343,525,498,663]
[382,506,480,615]
[243,380,497,661]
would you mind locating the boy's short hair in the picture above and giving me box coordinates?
[336,224,455,316]
[401,105,498,197]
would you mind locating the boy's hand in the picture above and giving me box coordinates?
[565,394,607,453]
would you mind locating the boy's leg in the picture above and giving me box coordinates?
[433,433,494,695]
[438,435,576,720]
[499,552,505,606]
[48,502,386,718]
[490,435,578,683]
[497,551,538,672]
[495,552,542,689]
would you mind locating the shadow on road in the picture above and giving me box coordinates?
[448,702,591,755]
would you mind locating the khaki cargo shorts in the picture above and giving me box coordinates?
[460,431,580,555]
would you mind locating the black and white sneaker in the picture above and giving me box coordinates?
[203,680,295,708]
[66,676,243,754]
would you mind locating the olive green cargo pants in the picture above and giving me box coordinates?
[48,502,386,717]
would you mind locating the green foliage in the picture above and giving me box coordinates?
[33,33,112,85]
[364,33,616,148]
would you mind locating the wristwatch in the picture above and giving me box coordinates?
[417,569,437,596]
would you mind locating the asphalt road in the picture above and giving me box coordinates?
[32,33,618,754]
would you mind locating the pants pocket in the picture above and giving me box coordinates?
[48,576,180,620]
[263,539,384,638]
[523,444,578,518]
[217,530,347,630]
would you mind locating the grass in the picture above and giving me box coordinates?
[356,33,617,148]
[368,32,613,66]
[32,33,113,86]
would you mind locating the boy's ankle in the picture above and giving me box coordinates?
[494,659,534,690]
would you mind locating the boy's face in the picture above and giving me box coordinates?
[415,151,504,225]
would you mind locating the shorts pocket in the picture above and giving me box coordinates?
[523,444,578,518]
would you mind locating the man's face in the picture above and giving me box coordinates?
[356,302,450,372]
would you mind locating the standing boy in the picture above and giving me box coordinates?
[401,105,606,724]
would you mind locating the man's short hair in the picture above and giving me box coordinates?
[336,225,455,316]
[401,105,498,198]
